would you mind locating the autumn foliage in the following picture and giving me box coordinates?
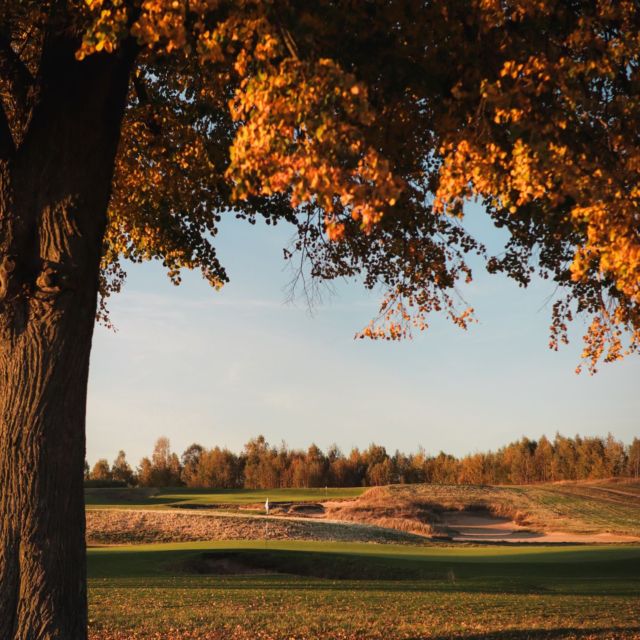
[32,0,636,372]
[87,433,640,489]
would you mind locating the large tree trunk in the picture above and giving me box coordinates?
[0,34,133,639]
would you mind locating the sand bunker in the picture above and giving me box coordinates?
[274,496,640,544]
[439,510,640,543]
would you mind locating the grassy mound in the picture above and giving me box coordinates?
[325,481,640,538]
[86,509,424,546]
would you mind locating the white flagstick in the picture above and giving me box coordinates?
[265,497,269,515]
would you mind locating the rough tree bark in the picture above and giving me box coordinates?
[0,32,134,639]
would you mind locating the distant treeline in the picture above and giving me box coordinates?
[86,432,640,489]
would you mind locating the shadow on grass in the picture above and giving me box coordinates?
[87,548,640,597]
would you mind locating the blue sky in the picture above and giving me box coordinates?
[86,204,640,467]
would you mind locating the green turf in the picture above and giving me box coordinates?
[88,541,640,639]
[526,485,640,535]
[85,486,365,510]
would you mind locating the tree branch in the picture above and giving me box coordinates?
[0,103,15,160]
[133,70,162,135]
[0,32,35,129]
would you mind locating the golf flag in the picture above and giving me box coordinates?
[265,497,269,515]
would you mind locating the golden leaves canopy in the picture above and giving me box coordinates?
[3,0,639,371]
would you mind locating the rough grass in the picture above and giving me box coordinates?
[87,541,640,640]
[323,481,640,538]
[86,481,640,545]
[86,509,424,546]
[322,486,434,536]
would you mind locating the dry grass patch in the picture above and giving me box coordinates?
[322,486,434,536]
[86,509,424,546]
[314,482,640,539]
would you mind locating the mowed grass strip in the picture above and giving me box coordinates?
[88,541,640,640]
[85,487,365,510]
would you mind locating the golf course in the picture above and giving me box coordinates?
[86,482,640,639]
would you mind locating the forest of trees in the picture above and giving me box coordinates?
[86,433,640,489]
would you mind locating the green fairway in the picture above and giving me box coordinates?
[88,541,640,639]
[85,486,365,510]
